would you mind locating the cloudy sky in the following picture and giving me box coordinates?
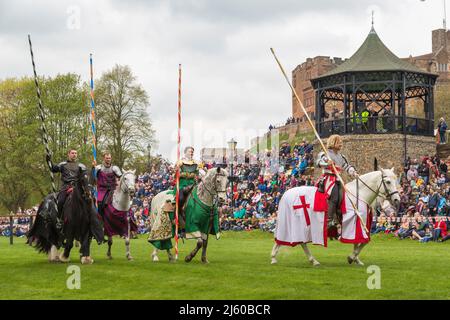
[0,0,445,161]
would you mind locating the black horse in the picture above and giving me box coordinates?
[27,180,104,264]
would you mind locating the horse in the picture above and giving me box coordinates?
[27,179,104,264]
[102,170,137,260]
[148,166,228,263]
[270,168,401,267]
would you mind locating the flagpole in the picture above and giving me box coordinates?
[175,64,182,260]
[270,48,368,234]
[90,54,98,210]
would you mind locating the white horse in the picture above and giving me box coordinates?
[102,170,136,260]
[149,167,228,263]
[271,168,401,266]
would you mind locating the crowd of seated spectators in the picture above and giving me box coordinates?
[0,208,36,237]
[369,154,450,243]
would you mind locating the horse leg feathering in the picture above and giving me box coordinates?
[48,245,60,263]
[81,256,94,264]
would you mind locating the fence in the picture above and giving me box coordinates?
[0,214,36,244]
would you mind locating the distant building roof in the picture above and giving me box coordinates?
[314,27,437,80]
[409,53,434,60]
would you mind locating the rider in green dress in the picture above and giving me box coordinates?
[172,146,202,197]
[149,146,203,250]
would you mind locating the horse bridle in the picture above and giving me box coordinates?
[356,171,399,202]
[120,172,135,194]
[198,170,228,199]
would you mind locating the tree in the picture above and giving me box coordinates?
[42,74,90,164]
[95,65,155,168]
[0,75,90,214]
[0,78,46,213]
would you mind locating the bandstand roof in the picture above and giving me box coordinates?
[314,27,437,80]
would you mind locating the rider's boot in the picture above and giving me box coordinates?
[326,197,340,238]
[327,200,338,227]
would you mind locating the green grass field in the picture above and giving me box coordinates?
[0,231,449,300]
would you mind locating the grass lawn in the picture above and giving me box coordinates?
[0,231,449,300]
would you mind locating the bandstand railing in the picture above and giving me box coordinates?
[317,116,434,138]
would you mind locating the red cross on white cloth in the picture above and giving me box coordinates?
[293,195,311,226]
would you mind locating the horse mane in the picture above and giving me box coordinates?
[197,168,214,196]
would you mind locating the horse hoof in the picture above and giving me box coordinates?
[201,257,209,264]
[347,256,354,264]
[59,253,70,263]
[48,255,61,263]
[309,258,320,267]
[127,256,134,261]
[354,257,364,266]
[185,255,192,263]
[271,258,277,265]
[81,256,94,264]
[107,255,113,260]
[152,255,159,262]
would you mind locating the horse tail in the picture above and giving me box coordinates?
[26,196,59,254]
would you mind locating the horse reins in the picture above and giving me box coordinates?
[356,171,399,203]
[198,170,227,199]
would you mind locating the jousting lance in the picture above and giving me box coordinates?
[27,35,60,219]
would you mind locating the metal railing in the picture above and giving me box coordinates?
[317,116,434,137]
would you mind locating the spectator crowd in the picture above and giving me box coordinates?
[0,208,36,237]
[3,138,450,244]
[370,154,450,242]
